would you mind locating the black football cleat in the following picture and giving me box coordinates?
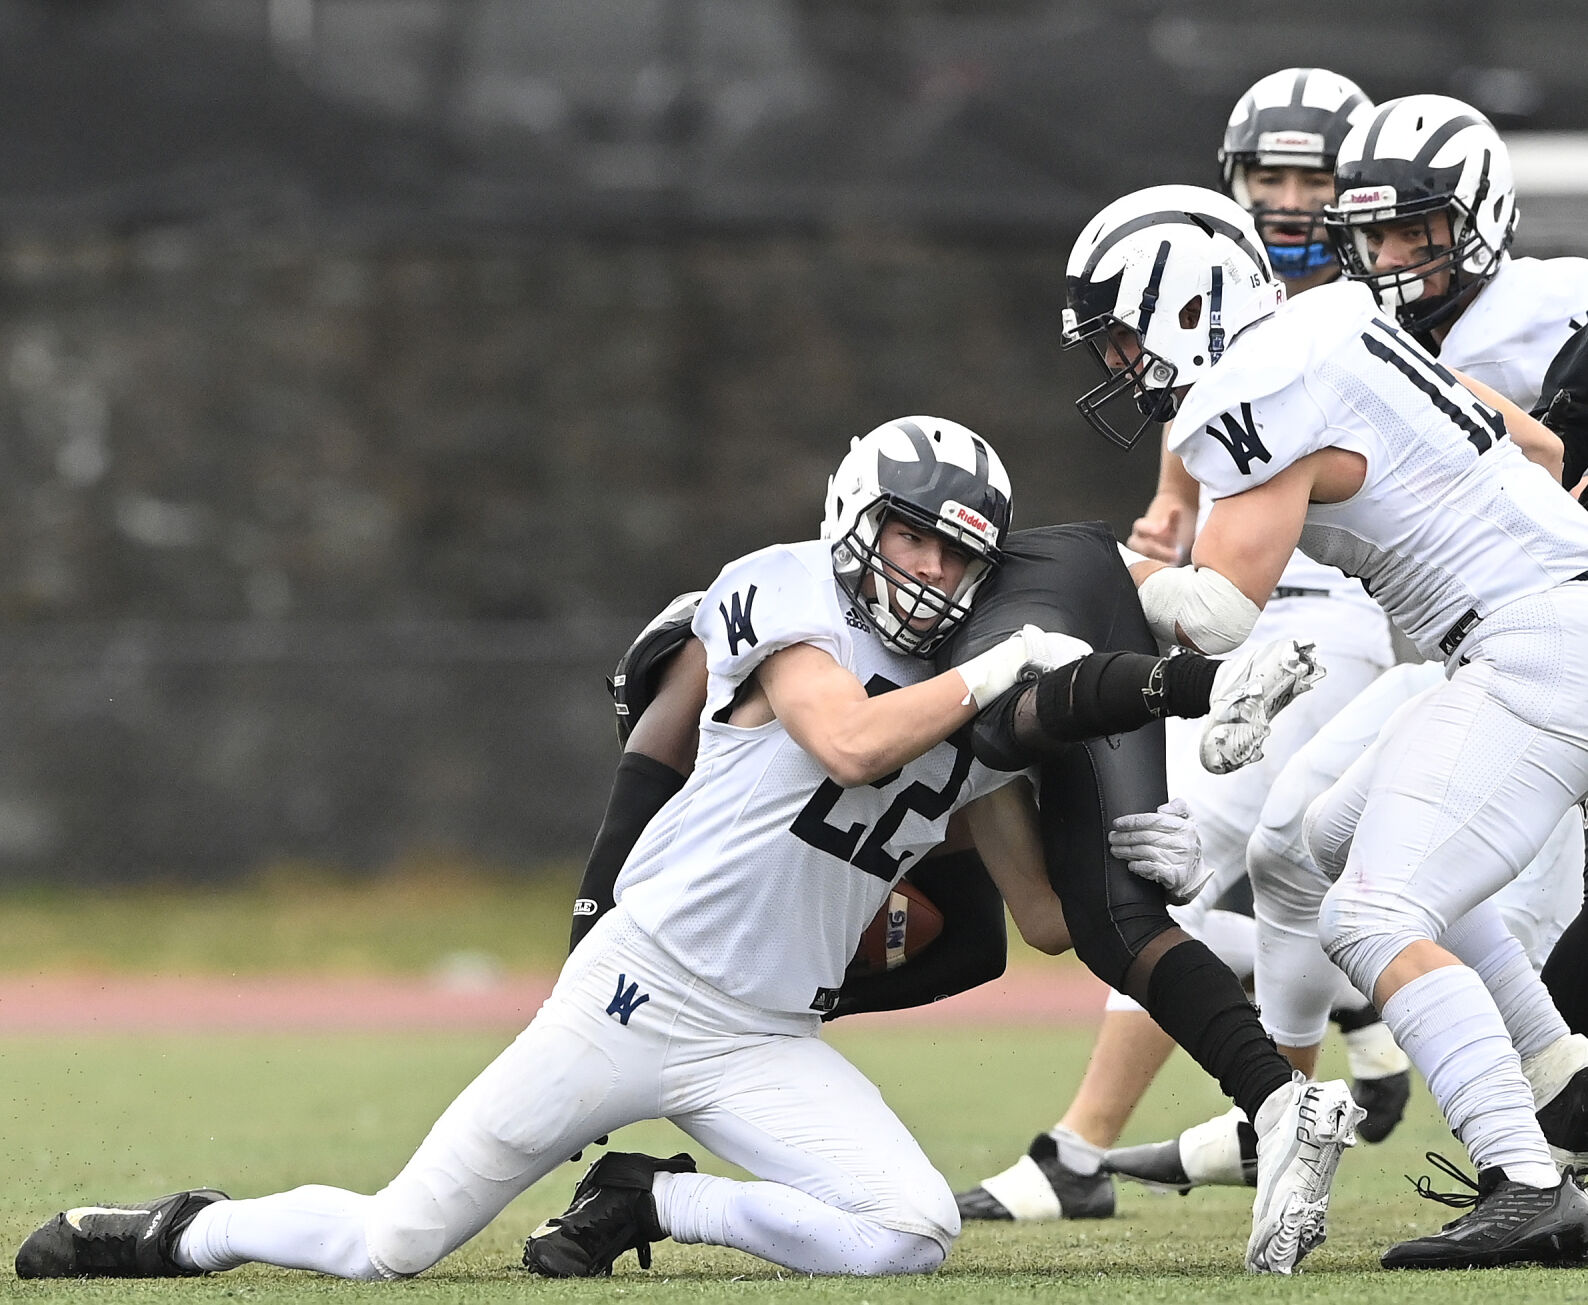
[1352,1070,1412,1145]
[1382,1158,1588,1270]
[524,1151,696,1278]
[15,1189,228,1279]
[1334,1008,1413,1144]
[955,1131,1114,1221]
[1538,1065,1588,1169]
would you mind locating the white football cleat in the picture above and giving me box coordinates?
[1246,1076,1363,1274]
[1201,640,1325,775]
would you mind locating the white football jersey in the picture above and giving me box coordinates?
[1437,255,1588,409]
[1192,484,1376,604]
[1172,280,1588,662]
[615,540,1010,1015]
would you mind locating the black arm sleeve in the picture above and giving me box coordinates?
[1535,322,1588,493]
[822,849,1007,1021]
[974,649,1220,765]
[569,752,686,952]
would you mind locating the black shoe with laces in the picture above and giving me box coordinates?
[15,1189,228,1279]
[523,1151,696,1278]
[1382,1154,1588,1270]
[954,1132,1115,1220]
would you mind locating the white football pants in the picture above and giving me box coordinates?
[1311,583,1588,998]
[1250,661,1583,1044]
[178,907,957,1279]
[1105,589,1393,1015]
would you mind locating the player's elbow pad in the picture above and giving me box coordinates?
[1137,565,1259,656]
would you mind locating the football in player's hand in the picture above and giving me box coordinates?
[847,878,945,978]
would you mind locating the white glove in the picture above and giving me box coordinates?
[1109,797,1211,906]
[955,625,1094,709]
[1200,639,1326,774]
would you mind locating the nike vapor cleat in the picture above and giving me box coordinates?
[524,1151,696,1278]
[955,1129,1115,1220]
[1102,1105,1257,1193]
[1201,639,1324,774]
[1247,1077,1363,1274]
[1382,1161,1588,1270]
[16,1189,228,1279]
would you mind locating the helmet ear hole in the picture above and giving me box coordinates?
[1179,296,1203,330]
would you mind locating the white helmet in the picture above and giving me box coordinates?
[1218,67,1374,281]
[821,416,1012,657]
[1326,94,1517,333]
[1063,184,1284,448]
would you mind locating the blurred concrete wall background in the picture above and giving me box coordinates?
[0,0,1582,881]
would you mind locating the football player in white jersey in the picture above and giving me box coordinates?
[1327,94,1588,392]
[1062,181,1588,1269]
[581,591,1016,1020]
[13,417,1081,1283]
[1325,91,1588,1055]
[15,417,1314,1282]
[957,66,1408,1228]
[1101,91,1588,1203]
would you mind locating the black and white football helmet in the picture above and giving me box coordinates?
[1326,94,1517,334]
[1218,67,1374,281]
[821,417,1012,657]
[1063,185,1283,449]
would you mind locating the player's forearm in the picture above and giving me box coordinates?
[965,782,1070,953]
[806,673,976,787]
[1158,444,1202,509]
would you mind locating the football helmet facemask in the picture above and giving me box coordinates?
[821,417,1012,657]
[1218,67,1374,281]
[1063,185,1283,449]
[1326,94,1516,334]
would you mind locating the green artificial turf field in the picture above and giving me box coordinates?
[2,874,1584,1301]
[3,1022,1587,1303]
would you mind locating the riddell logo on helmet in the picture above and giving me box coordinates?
[944,500,994,540]
[1341,185,1397,209]
[1257,130,1323,153]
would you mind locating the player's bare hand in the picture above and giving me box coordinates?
[1127,498,1188,564]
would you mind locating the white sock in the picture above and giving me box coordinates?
[1524,1033,1588,1109]
[1342,1020,1411,1080]
[1043,1126,1105,1176]
[1179,1105,1251,1185]
[652,1171,944,1276]
[1383,967,1558,1188]
[175,1186,384,1279]
[1443,904,1569,1062]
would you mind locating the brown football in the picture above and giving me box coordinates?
[847,877,945,978]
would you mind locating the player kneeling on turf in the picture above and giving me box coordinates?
[9,418,1117,1282]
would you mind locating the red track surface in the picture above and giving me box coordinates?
[0,965,1107,1034]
